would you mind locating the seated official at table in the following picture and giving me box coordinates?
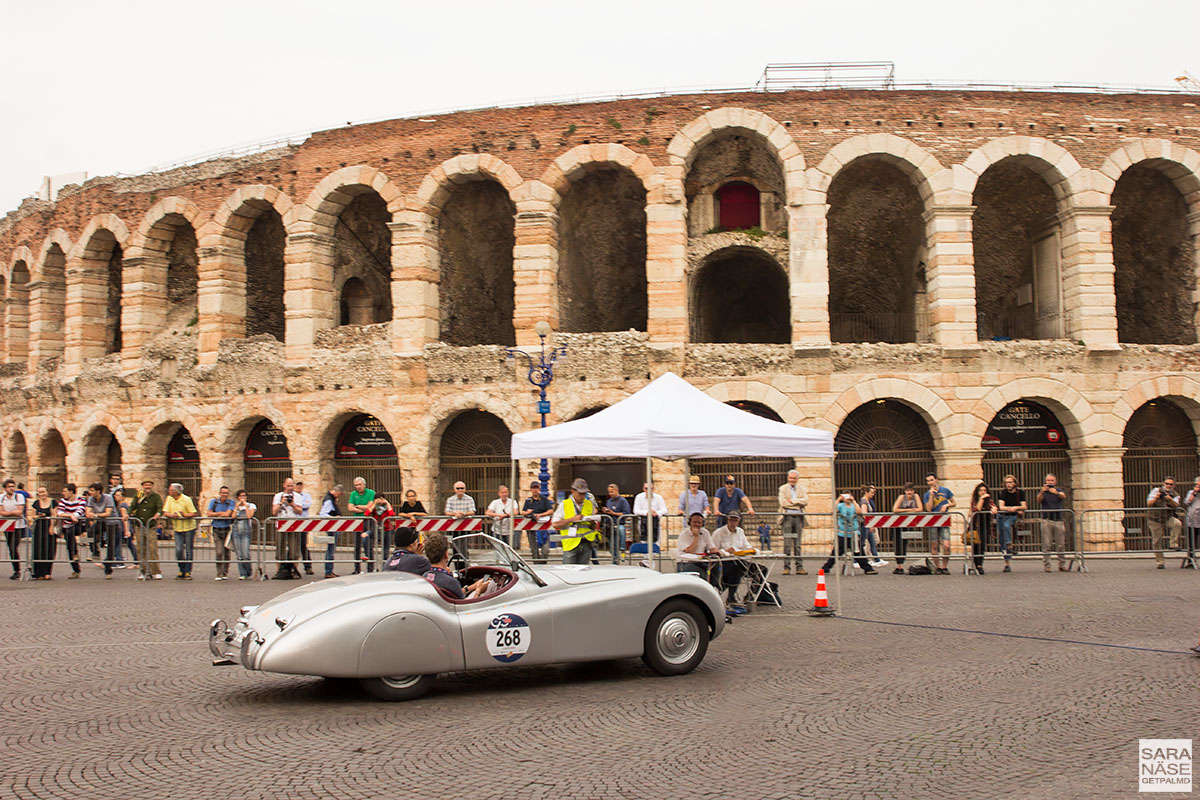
[382,527,432,575]
[710,510,755,607]
[676,512,720,587]
[422,532,490,600]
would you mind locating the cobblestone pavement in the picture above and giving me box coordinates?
[2,558,1197,800]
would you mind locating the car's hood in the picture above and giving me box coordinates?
[536,564,650,585]
[246,572,434,624]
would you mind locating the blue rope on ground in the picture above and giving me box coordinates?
[837,616,1195,655]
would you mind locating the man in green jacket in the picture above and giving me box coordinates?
[129,480,164,580]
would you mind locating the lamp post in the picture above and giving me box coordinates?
[506,321,567,497]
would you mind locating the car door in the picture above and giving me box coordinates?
[457,576,556,670]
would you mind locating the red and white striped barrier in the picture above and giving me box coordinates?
[863,514,951,529]
[275,518,367,534]
[0,519,19,532]
[413,517,556,533]
[514,518,554,531]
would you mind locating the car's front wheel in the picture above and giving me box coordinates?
[358,674,436,701]
[642,599,709,676]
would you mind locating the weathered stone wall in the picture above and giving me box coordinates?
[437,180,516,346]
[244,209,285,341]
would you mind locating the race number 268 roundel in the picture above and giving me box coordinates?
[486,614,531,663]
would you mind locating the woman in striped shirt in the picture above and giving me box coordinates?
[56,484,87,579]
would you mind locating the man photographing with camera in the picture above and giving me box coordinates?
[272,477,305,580]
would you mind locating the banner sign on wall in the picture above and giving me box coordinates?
[336,415,398,458]
[982,401,1068,448]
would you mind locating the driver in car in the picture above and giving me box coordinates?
[423,533,492,600]
[382,527,431,574]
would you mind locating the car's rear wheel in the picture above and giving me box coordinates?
[358,673,436,701]
[642,599,709,676]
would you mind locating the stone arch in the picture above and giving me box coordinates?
[973,378,1096,447]
[421,392,527,459]
[298,164,406,225]
[960,137,1090,206]
[198,185,296,345]
[125,196,205,353]
[6,246,34,284]
[313,405,403,467]
[1098,139,1200,205]
[76,422,127,486]
[3,248,31,366]
[824,380,953,450]
[5,431,29,486]
[219,408,302,462]
[667,108,806,205]
[1113,376,1200,441]
[1103,140,1200,344]
[415,153,524,213]
[34,425,69,495]
[702,380,804,425]
[31,231,71,365]
[432,406,517,505]
[690,245,789,343]
[543,147,649,333]
[812,134,945,204]
[69,215,130,358]
[133,407,214,469]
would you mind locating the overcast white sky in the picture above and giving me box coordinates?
[2,0,1199,215]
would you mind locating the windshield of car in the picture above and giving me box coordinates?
[450,533,544,586]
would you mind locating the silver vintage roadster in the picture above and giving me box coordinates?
[209,534,725,700]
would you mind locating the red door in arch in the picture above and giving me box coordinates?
[717,182,760,230]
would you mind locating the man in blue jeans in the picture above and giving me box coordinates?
[995,474,1026,573]
[206,486,235,580]
[923,473,956,574]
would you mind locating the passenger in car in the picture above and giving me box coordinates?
[382,527,432,575]
[422,533,489,600]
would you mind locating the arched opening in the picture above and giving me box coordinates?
[164,217,199,332]
[244,419,294,519]
[690,401,793,512]
[981,400,1072,507]
[8,260,29,365]
[558,166,647,332]
[555,407,645,501]
[333,192,392,326]
[332,414,403,503]
[80,426,122,487]
[1112,165,1197,344]
[77,229,124,356]
[716,181,761,230]
[37,430,67,496]
[973,160,1063,340]
[339,277,372,326]
[244,208,286,341]
[690,247,789,343]
[438,410,511,508]
[166,427,202,501]
[7,432,28,487]
[685,133,785,236]
[834,400,937,509]
[1122,399,1199,510]
[828,159,926,343]
[33,243,66,364]
[438,180,515,346]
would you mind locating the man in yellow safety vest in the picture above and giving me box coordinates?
[551,478,599,565]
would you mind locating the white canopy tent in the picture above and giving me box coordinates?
[510,372,837,583]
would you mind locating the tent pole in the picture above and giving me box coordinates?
[830,456,842,614]
[645,456,655,571]
[510,459,518,554]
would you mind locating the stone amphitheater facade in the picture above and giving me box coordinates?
[1,88,1199,525]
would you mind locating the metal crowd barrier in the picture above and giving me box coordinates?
[1076,507,1197,570]
[963,509,1080,573]
[411,515,618,565]
[861,511,969,575]
[264,515,378,578]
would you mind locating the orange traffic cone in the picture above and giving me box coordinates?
[807,568,836,617]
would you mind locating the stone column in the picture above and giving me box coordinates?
[790,200,831,345]
[933,448,985,556]
[388,214,439,356]
[63,258,110,371]
[5,283,29,367]
[1059,205,1119,349]
[1068,446,1126,552]
[196,241,248,366]
[924,206,977,346]
[646,168,688,347]
[119,255,167,372]
[27,280,63,371]
[511,184,559,347]
[283,230,336,364]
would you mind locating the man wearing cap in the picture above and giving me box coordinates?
[520,480,553,562]
[678,476,709,518]
[382,527,432,575]
[552,478,600,565]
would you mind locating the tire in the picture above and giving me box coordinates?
[357,674,436,702]
[642,599,709,676]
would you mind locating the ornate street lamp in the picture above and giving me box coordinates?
[506,321,567,497]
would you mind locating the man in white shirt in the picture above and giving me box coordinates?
[710,510,754,611]
[633,482,668,554]
[1,480,28,580]
[676,512,719,587]
[293,480,315,575]
[485,485,517,546]
[272,478,305,580]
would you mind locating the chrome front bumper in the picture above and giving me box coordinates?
[208,609,262,668]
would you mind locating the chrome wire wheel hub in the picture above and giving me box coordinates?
[657,613,699,664]
[379,675,422,689]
